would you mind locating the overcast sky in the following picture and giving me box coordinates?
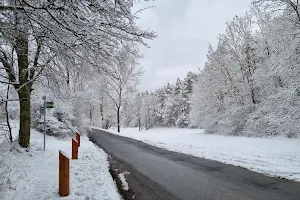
[133,0,253,91]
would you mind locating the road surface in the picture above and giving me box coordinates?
[89,128,300,200]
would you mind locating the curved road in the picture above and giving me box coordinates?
[89,129,300,200]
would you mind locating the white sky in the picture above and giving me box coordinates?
[134,0,253,91]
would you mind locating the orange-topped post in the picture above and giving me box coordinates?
[72,138,78,159]
[59,150,70,197]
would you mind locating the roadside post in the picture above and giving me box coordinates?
[59,150,70,196]
[72,138,79,159]
[43,96,46,151]
[41,96,54,151]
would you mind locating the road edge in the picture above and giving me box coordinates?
[88,133,135,200]
[108,155,137,200]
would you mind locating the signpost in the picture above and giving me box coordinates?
[43,96,46,151]
[42,96,54,151]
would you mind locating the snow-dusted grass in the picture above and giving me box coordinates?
[0,123,120,200]
[101,127,300,182]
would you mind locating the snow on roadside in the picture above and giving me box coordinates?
[94,127,300,182]
[118,172,129,191]
[0,123,121,200]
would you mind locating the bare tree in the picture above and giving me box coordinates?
[253,0,300,23]
[0,0,156,147]
[4,84,12,142]
[0,84,13,143]
[105,48,142,133]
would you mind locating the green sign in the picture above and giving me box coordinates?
[46,101,54,108]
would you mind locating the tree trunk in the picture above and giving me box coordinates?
[5,84,12,142]
[138,118,141,131]
[89,105,92,120]
[14,14,31,147]
[18,86,31,147]
[147,107,150,129]
[117,107,120,133]
[251,88,257,104]
[100,102,104,121]
[66,68,70,87]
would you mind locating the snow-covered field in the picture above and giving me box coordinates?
[0,123,120,200]
[104,127,300,182]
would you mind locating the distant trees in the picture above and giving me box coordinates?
[121,72,197,130]
[120,0,300,138]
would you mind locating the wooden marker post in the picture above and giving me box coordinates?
[76,132,80,147]
[72,138,79,159]
[59,150,70,197]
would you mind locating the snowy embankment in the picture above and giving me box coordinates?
[99,127,300,182]
[0,123,120,200]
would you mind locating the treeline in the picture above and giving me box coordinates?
[121,72,197,129]
[3,0,299,139]
[123,0,300,138]
[190,0,300,138]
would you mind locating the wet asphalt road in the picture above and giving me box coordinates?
[89,129,300,200]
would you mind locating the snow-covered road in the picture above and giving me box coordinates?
[102,127,300,182]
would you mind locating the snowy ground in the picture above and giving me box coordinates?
[0,123,121,200]
[101,127,300,182]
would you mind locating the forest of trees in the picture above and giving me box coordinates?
[121,0,300,138]
[121,72,197,130]
[1,0,300,144]
[190,0,300,138]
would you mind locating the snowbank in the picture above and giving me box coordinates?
[0,124,120,200]
[99,127,300,182]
